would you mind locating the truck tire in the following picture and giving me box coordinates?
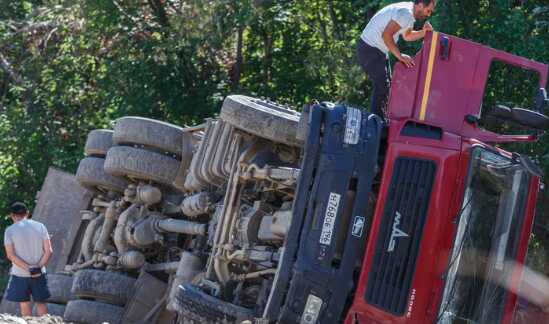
[71,270,136,306]
[43,303,66,317]
[47,273,74,304]
[84,129,113,157]
[64,299,124,324]
[113,116,185,155]
[173,284,254,323]
[104,146,180,186]
[76,157,128,193]
[220,95,302,147]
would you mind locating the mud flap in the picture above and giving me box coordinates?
[274,104,383,323]
[123,270,175,323]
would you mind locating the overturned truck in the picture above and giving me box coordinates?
[25,32,549,324]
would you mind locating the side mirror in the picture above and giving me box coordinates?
[490,104,549,131]
[514,153,543,177]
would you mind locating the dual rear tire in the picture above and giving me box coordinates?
[78,117,189,192]
[63,270,136,324]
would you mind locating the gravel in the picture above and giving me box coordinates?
[0,314,67,324]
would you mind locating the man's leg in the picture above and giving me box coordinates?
[5,276,32,315]
[30,274,51,316]
[19,301,32,316]
[368,60,390,118]
[357,40,390,118]
[34,302,48,316]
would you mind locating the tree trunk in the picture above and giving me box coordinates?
[230,26,244,91]
[366,4,379,22]
[263,30,273,86]
[327,0,342,41]
[148,0,170,27]
[459,1,471,37]
[316,10,329,48]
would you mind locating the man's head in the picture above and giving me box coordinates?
[413,0,436,20]
[9,201,28,222]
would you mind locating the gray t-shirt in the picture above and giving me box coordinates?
[4,219,50,277]
[360,2,416,54]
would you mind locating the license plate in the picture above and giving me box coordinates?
[319,192,341,245]
[344,106,361,145]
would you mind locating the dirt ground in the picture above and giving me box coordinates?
[0,314,66,324]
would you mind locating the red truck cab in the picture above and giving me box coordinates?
[346,32,548,324]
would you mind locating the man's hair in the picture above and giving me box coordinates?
[414,0,435,6]
[9,201,28,216]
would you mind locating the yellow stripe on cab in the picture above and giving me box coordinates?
[419,32,439,120]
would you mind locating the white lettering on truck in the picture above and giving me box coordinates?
[319,193,341,246]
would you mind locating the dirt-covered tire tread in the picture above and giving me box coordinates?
[45,303,66,317]
[173,284,253,323]
[64,299,124,324]
[47,273,75,304]
[76,157,128,193]
[71,270,136,306]
[104,146,180,186]
[220,95,302,147]
[113,116,185,155]
[84,129,114,157]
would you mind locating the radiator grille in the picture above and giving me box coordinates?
[365,157,436,314]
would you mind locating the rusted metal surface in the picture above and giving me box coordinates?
[32,167,93,273]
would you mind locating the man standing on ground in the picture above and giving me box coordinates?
[357,0,436,118]
[4,202,52,316]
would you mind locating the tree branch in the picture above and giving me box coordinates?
[41,27,59,51]
[15,21,59,35]
[0,51,23,85]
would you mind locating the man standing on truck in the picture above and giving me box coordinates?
[357,0,436,118]
[3,202,52,316]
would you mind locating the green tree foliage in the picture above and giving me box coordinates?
[0,1,549,255]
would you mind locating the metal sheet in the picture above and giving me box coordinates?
[32,167,92,273]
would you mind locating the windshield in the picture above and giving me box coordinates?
[438,147,531,324]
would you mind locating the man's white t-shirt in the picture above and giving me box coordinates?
[4,219,50,277]
[360,2,416,54]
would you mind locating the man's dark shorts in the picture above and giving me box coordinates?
[5,275,50,302]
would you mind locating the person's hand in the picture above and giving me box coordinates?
[423,21,433,32]
[29,266,42,278]
[398,54,415,68]
[21,264,31,275]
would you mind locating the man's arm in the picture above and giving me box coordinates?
[402,21,433,42]
[382,20,414,68]
[5,244,30,273]
[37,238,52,268]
